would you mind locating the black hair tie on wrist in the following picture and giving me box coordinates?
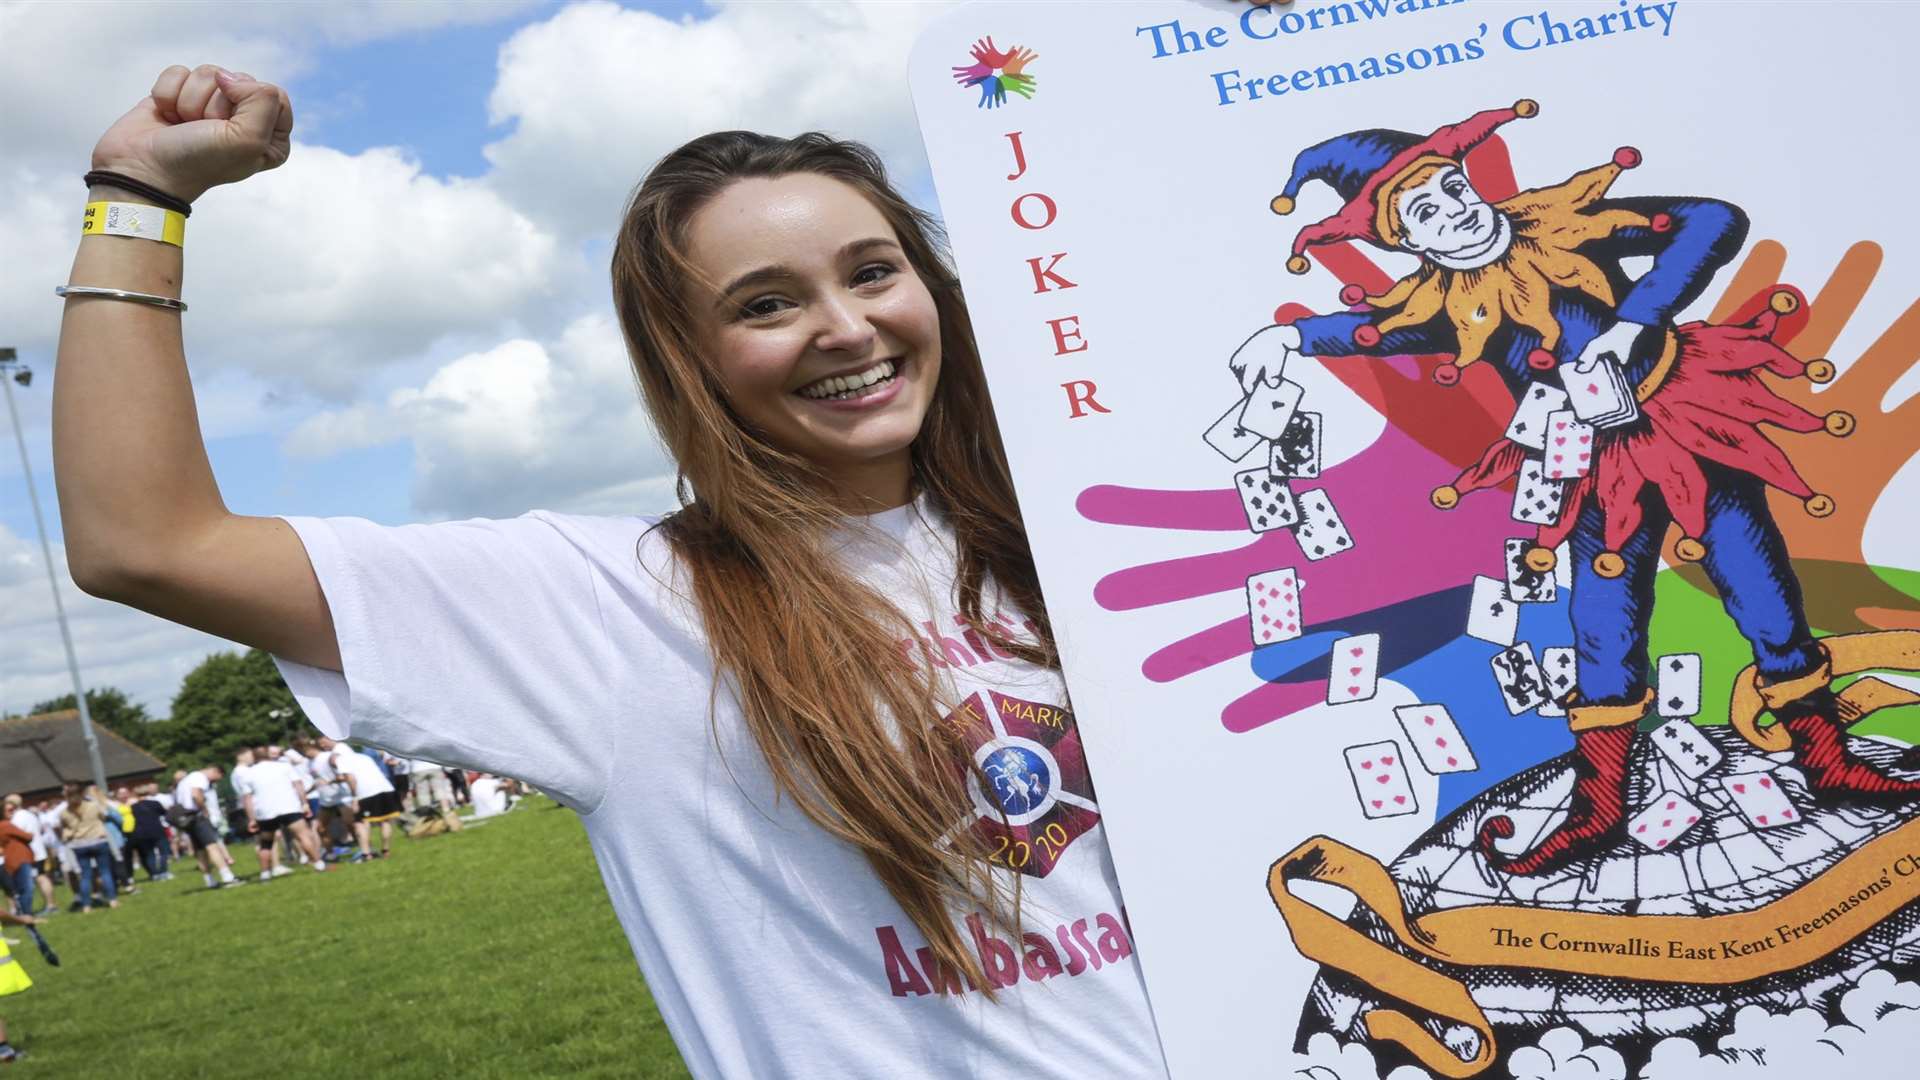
[82,170,193,217]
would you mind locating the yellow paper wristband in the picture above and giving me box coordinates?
[81,201,186,247]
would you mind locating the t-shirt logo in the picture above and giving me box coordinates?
[941,691,1098,878]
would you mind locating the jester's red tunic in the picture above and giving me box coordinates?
[1447,306,1834,559]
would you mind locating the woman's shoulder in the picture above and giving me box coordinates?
[523,508,683,579]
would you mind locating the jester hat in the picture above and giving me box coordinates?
[1272,99,1538,274]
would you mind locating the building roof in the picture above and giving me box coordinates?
[0,709,166,796]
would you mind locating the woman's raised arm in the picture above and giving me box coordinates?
[53,65,340,672]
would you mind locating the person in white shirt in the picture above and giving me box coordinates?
[467,775,513,818]
[57,76,1167,1079]
[234,746,325,877]
[172,766,241,889]
[39,801,77,901]
[333,744,400,860]
[403,758,455,815]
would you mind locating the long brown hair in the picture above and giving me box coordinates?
[610,131,1055,992]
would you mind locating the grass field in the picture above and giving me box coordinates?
[3,799,692,1078]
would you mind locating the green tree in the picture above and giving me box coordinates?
[29,686,167,751]
[163,648,305,767]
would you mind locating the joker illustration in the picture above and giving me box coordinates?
[1245,100,1920,876]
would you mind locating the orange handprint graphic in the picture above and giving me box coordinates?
[1664,240,1920,633]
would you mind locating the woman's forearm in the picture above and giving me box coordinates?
[53,183,229,593]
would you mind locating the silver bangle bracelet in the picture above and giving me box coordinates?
[55,285,188,313]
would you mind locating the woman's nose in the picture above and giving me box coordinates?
[813,296,877,353]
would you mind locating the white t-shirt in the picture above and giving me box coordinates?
[238,759,305,820]
[283,750,315,789]
[41,802,66,854]
[9,808,46,860]
[307,752,346,806]
[334,747,394,800]
[228,761,256,810]
[469,777,510,818]
[272,502,1166,1080]
[173,771,212,814]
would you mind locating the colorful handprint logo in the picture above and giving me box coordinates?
[952,36,1038,110]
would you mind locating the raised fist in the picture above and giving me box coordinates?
[89,65,293,205]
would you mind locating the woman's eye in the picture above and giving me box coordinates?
[853,262,898,286]
[1416,206,1436,223]
[1444,178,1465,196]
[740,296,792,319]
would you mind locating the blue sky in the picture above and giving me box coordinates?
[0,0,954,716]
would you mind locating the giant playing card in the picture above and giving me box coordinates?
[910,3,1920,1078]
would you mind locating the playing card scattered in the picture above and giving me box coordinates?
[1202,397,1265,462]
[1490,643,1551,714]
[1343,740,1418,819]
[1395,703,1477,774]
[1504,538,1556,603]
[1511,460,1568,526]
[1656,653,1702,718]
[1465,575,1520,646]
[1245,568,1303,646]
[1538,646,1576,716]
[1503,382,1570,450]
[1326,633,1381,704]
[1238,377,1305,441]
[1720,769,1799,829]
[1293,488,1353,561]
[1234,467,1299,533]
[1268,411,1322,479]
[1627,791,1703,851]
[1541,409,1595,480]
[1652,717,1723,781]
[1553,540,1573,589]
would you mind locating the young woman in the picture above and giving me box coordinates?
[55,65,1166,1077]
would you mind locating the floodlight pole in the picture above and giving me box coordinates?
[0,346,109,793]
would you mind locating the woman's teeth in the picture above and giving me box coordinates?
[798,359,900,400]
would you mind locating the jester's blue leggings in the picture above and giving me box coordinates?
[1567,459,1825,706]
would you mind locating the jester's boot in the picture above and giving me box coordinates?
[1756,658,1920,804]
[1726,633,1920,804]
[1476,690,1649,876]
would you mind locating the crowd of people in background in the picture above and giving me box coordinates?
[0,737,526,916]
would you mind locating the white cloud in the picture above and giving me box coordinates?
[287,311,676,519]
[0,521,231,718]
[2,146,569,401]
[0,1,538,173]
[481,0,956,242]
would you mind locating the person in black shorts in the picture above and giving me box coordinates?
[235,747,327,878]
[171,765,240,889]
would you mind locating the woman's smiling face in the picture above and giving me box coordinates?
[684,173,942,507]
